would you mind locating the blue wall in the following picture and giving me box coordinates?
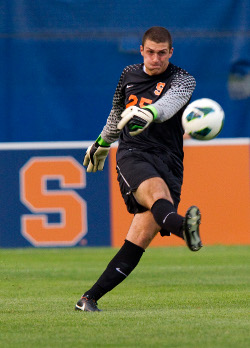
[0,0,249,142]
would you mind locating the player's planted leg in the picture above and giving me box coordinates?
[75,240,144,311]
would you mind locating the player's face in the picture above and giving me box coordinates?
[140,39,173,75]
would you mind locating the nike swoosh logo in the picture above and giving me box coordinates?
[162,211,175,224]
[116,267,128,277]
[126,84,134,88]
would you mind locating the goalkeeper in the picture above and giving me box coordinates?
[76,26,202,312]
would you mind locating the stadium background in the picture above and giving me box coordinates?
[0,0,249,247]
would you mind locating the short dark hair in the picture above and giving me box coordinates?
[142,26,172,49]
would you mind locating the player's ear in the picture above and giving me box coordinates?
[169,47,174,58]
[140,45,144,57]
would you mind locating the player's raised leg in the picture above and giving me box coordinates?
[134,177,202,251]
[183,205,202,251]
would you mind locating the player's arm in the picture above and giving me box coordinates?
[83,71,126,172]
[151,72,196,123]
[117,71,196,136]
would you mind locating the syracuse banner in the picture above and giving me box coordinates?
[0,139,249,248]
[0,142,111,247]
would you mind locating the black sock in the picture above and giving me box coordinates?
[83,240,145,301]
[151,199,184,238]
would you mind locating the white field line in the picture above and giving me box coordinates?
[0,138,249,151]
[183,138,250,147]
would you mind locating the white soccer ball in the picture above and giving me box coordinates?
[182,98,225,140]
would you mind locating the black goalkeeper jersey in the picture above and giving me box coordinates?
[101,62,196,179]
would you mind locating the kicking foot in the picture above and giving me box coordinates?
[183,206,202,251]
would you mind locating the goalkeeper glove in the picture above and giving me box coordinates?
[83,135,110,172]
[117,106,156,136]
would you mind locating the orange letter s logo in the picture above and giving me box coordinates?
[20,156,87,246]
[154,82,166,96]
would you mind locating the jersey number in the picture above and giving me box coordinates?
[126,95,152,108]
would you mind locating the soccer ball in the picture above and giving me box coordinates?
[182,98,225,140]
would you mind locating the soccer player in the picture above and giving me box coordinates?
[75,26,202,312]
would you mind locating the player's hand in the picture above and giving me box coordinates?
[83,141,110,173]
[117,106,154,136]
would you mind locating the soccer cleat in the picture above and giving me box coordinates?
[183,206,202,251]
[75,295,102,312]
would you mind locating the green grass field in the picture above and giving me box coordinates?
[0,246,249,347]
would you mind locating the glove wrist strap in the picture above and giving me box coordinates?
[96,135,111,147]
[143,105,158,120]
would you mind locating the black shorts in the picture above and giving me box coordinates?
[116,150,183,214]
